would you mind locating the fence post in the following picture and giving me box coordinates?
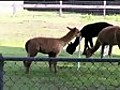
[59,1,62,16]
[77,36,82,70]
[12,1,16,16]
[0,54,4,90]
[103,0,106,17]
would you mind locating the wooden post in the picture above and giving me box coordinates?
[103,0,106,17]
[12,2,16,16]
[0,54,4,90]
[59,1,62,16]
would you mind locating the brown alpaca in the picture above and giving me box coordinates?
[24,27,80,74]
[86,26,120,58]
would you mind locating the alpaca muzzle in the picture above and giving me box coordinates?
[76,32,80,37]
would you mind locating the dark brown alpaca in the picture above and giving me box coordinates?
[24,27,80,74]
[85,26,120,58]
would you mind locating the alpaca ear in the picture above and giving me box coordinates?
[74,27,77,29]
[66,27,72,30]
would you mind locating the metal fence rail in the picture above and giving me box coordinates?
[1,56,120,62]
[0,54,120,90]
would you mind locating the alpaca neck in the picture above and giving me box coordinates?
[91,40,101,54]
[73,36,82,47]
[60,31,76,46]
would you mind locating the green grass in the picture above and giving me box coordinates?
[1,10,120,90]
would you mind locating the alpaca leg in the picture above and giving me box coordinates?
[49,53,58,73]
[88,39,94,64]
[25,53,32,74]
[23,61,27,67]
[89,38,93,48]
[83,38,89,55]
[53,61,57,73]
[48,60,52,72]
[101,45,105,58]
[89,38,94,64]
[117,45,120,65]
[48,53,54,73]
[25,61,32,74]
[108,45,112,56]
[23,60,32,74]
[24,52,37,74]
[48,60,57,73]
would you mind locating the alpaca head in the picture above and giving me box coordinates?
[66,42,76,54]
[66,27,80,37]
[86,47,93,58]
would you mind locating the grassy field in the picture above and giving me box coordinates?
[1,10,120,90]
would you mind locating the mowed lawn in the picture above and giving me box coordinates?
[1,10,120,90]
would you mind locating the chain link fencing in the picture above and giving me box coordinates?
[0,57,119,90]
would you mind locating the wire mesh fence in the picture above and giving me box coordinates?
[0,56,120,90]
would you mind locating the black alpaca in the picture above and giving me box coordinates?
[66,22,113,55]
